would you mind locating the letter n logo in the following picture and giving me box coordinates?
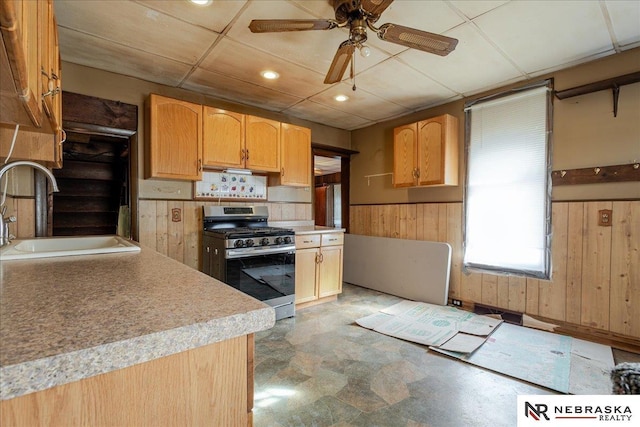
[524,402,550,421]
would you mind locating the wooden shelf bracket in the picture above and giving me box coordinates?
[554,71,640,117]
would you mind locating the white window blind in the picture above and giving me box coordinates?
[464,85,551,279]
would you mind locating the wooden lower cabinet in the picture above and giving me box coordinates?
[0,334,255,427]
[295,232,344,308]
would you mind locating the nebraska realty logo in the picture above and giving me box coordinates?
[517,395,638,426]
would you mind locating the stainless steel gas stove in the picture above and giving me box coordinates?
[201,206,295,320]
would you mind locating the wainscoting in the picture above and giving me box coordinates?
[350,201,639,343]
[137,200,312,271]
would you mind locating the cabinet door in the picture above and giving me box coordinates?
[295,247,319,303]
[280,123,311,186]
[0,0,43,127]
[393,123,418,187]
[417,114,458,186]
[202,107,244,168]
[318,245,343,298]
[147,94,202,180]
[245,115,280,172]
[41,1,62,168]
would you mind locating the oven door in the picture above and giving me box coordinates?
[224,249,296,319]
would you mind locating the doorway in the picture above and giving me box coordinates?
[46,91,138,237]
[312,145,358,232]
[52,131,129,236]
[314,155,342,227]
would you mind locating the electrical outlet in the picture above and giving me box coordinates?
[598,209,612,226]
[452,299,462,307]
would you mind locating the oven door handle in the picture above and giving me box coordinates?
[226,245,295,259]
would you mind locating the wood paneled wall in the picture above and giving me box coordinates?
[350,201,639,341]
[3,195,36,239]
[137,200,312,271]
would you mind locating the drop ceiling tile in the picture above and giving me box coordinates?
[398,23,522,95]
[283,100,374,130]
[605,0,640,47]
[354,58,458,110]
[135,0,248,33]
[449,0,510,20]
[473,1,614,74]
[226,0,351,72]
[183,68,303,112]
[54,0,218,64]
[290,0,335,18]
[200,37,329,97]
[58,28,191,87]
[309,82,412,122]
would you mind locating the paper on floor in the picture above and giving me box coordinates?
[356,300,502,350]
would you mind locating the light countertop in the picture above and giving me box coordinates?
[0,246,275,400]
[292,226,346,235]
[268,221,345,235]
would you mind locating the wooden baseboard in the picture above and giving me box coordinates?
[449,299,640,353]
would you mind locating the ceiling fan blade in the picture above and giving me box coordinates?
[324,42,355,84]
[360,0,394,17]
[249,19,337,33]
[377,23,458,56]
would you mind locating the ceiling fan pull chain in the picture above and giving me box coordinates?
[351,49,357,91]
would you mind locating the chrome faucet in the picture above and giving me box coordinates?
[0,161,60,247]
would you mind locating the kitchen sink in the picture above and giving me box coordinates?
[0,235,141,260]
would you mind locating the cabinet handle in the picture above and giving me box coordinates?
[281,167,285,177]
[241,149,245,161]
[319,253,324,263]
[246,149,249,160]
[303,239,313,243]
[59,129,67,145]
[315,253,321,264]
[198,159,202,171]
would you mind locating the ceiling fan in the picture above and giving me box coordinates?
[248,0,458,85]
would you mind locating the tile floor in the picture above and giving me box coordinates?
[253,284,638,427]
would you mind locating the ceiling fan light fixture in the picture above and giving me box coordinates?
[189,0,212,6]
[261,70,280,80]
[334,94,349,102]
[359,45,371,58]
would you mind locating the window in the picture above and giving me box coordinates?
[463,83,551,279]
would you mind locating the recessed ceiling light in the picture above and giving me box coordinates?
[261,70,279,80]
[334,94,349,102]
[189,0,211,5]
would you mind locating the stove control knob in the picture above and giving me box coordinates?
[260,237,270,246]
[245,239,254,247]
[283,236,292,244]
[234,240,245,248]
[274,237,283,245]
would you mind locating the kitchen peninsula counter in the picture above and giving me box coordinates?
[0,245,275,408]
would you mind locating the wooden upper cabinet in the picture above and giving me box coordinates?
[202,111,279,172]
[245,115,280,172]
[393,123,418,188]
[0,0,62,168]
[202,107,245,169]
[147,94,202,181]
[0,0,43,127]
[280,123,311,187]
[41,2,62,132]
[393,114,458,187]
